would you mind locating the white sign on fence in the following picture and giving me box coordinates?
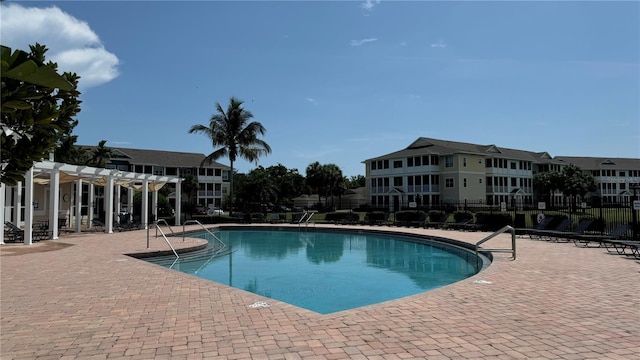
[634,200,640,210]
[538,202,546,210]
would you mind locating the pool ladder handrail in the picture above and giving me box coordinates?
[475,225,516,260]
[182,219,227,250]
[155,218,176,237]
[151,222,179,260]
[298,211,315,227]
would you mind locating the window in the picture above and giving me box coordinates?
[371,161,377,170]
[393,160,403,168]
[463,178,467,187]
[445,178,454,188]
[431,155,439,165]
[479,178,482,184]
[393,177,403,186]
[415,156,421,166]
[486,159,492,168]
[510,162,516,170]
[463,158,467,167]
[511,178,517,186]
[422,155,430,165]
[215,169,222,176]
[407,157,413,167]
[445,156,454,168]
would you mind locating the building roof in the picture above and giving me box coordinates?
[554,156,640,170]
[364,137,560,164]
[80,146,230,169]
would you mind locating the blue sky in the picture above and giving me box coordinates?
[2,1,639,177]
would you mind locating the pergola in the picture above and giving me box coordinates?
[1,160,182,244]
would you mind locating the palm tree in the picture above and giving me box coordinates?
[189,97,271,214]
[88,140,113,168]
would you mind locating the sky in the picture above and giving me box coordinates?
[2,0,639,177]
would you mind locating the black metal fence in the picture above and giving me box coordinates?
[361,198,639,240]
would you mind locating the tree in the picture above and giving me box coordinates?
[54,132,89,165]
[181,174,199,207]
[533,171,562,205]
[1,43,81,185]
[345,175,366,189]
[558,164,597,202]
[189,97,271,214]
[87,140,113,167]
[305,162,344,207]
[265,164,306,204]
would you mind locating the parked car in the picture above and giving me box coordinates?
[192,206,207,215]
[208,206,225,215]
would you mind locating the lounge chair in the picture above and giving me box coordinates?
[551,218,594,243]
[268,213,285,223]
[441,219,472,231]
[91,219,106,232]
[572,224,630,248]
[515,216,553,237]
[528,218,571,241]
[601,239,640,259]
[4,221,24,242]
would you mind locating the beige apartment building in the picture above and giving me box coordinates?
[364,137,640,210]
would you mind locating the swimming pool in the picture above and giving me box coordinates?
[147,228,485,314]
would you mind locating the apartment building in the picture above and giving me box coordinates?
[555,156,640,204]
[364,137,640,210]
[100,147,231,209]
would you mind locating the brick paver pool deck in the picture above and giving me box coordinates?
[1,224,638,359]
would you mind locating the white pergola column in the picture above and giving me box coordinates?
[142,180,149,229]
[127,189,134,218]
[24,167,34,245]
[0,182,5,244]
[152,189,158,223]
[88,183,95,224]
[175,180,182,226]
[104,176,114,233]
[115,185,121,222]
[12,181,22,225]
[49,169,60,240]
[74,179,83,233]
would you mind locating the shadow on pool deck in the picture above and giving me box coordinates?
[1,224,638,359]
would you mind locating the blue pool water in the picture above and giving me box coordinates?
[149,228,483,314]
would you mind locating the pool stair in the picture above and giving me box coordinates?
[141,243,235,270]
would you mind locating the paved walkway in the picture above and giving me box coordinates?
[1,224,638,359]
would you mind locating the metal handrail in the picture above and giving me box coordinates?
[475,225,516,260]
[155,219,175,237]
[182,219,226,250]
[298,212,315,228]
[152,223,179,260]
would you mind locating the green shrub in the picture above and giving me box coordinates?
[475,212,512,230]
[453,210,474,222]
[395,211,427,222]
[427,211,446,222]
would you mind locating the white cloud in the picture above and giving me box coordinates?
[0,3,119,90]
[306,98,318,106]
[361,0,381,12]
[351,38,378,47]
[431,39,447,48]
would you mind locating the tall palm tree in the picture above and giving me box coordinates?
[189,97,271,214]
[88,140,113,168]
